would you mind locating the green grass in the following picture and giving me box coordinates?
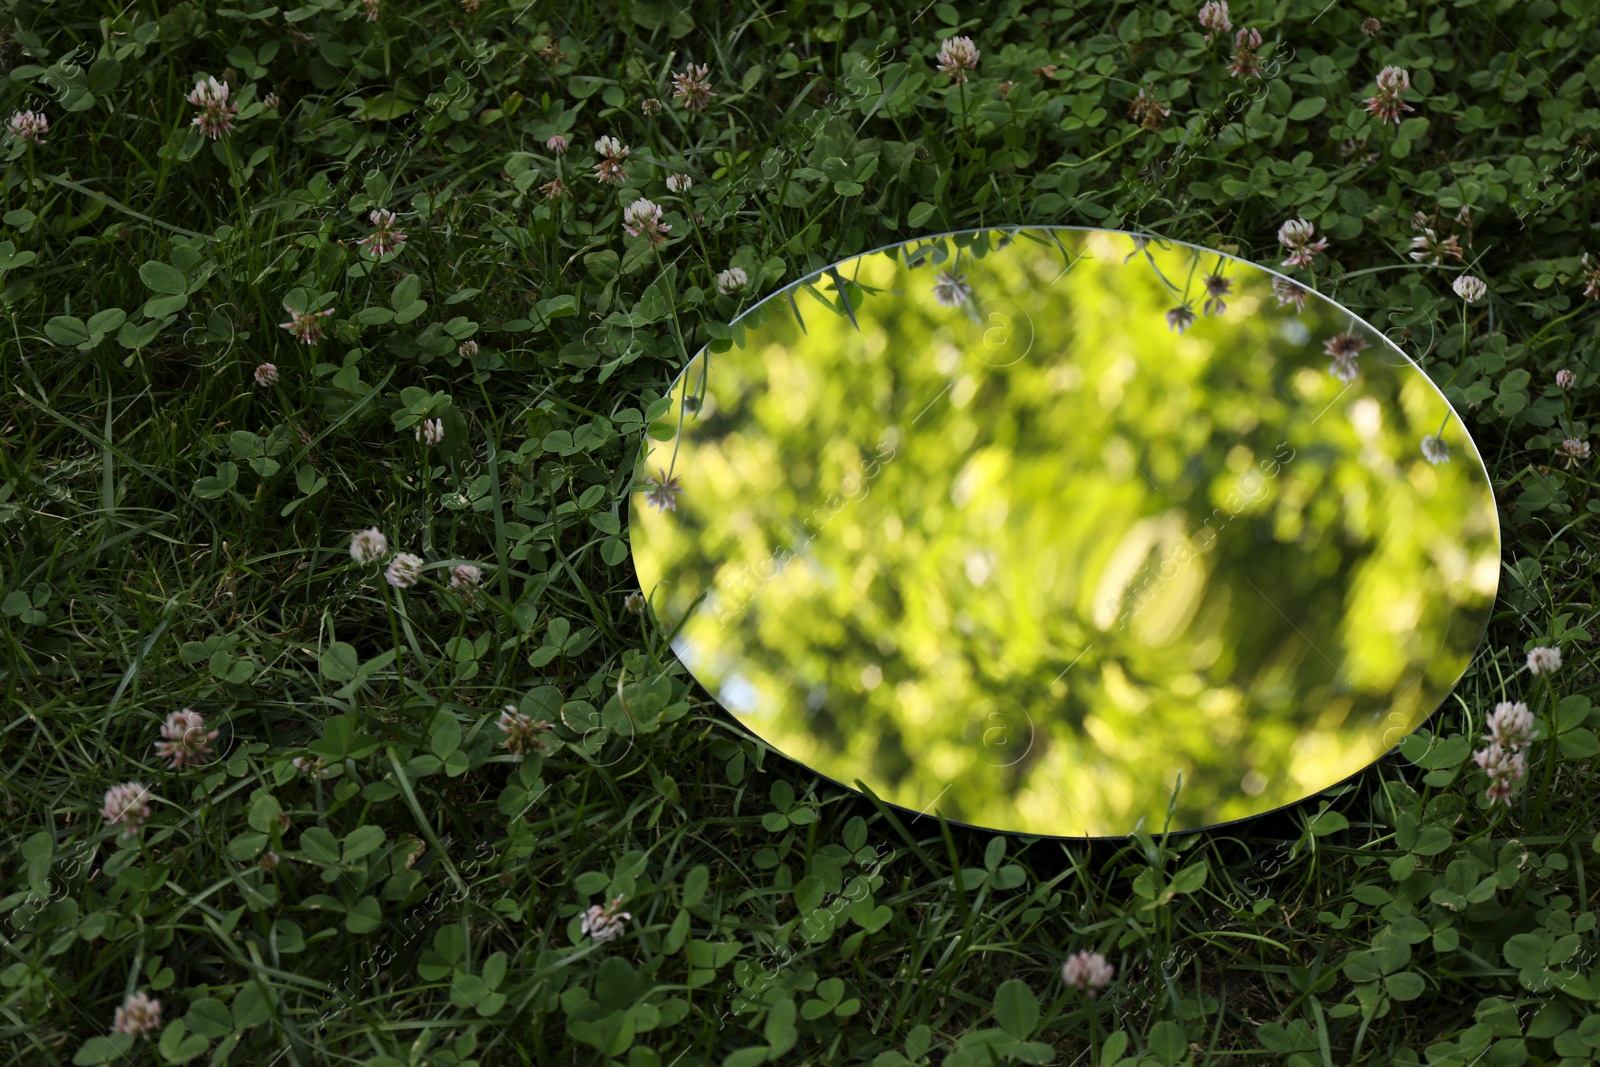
[3,0,1600,1064]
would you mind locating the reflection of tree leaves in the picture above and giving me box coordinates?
[631,228,1498,836]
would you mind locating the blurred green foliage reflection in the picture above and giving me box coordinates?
[629,228,1499,836]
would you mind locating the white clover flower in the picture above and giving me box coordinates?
[1365,66,1415,126]
[932,270,972,308]
[622,198,671,246]
[358,208,407,259]
[1271,276,1308,312]
[1408,223,1463,265]
[1376,65,1411,93]
[6,109,48,145]
[1583,253,1600,300]
[186,76,236,139]
[154,708,219,769]
[716,266,749,296]
[293,754,329,777]
[499,704,553,756]
[546,134,569,154]
[1526,646,1563,676]
[1556,368,1576,390]
[1277,218,1328,268]
[1325,334,1366,358]
[187,76,228,110]
[581,895,633,943]
[1228,28,1263,77]
[1127,86,1171,128]
[1452,274,1487,303]
[254,362,279,386]
[415,418,444,446]
[101,781,152,837]
[936,36,980,82]
[1324,332,1367,382]
[593,136,630,183]
[1420,435,1450,464]
[621,196,664,227]
[1202,273,1231,317]
[112,991,162,1036]
[1559,438,1591,469]
[1278,219,1313,244]
[279,303,334,344]
[449,564,482,591]
[1198,0,1231,37]
[643,468,682,512]
[385,552,424,588]
[1475,696,1540,808]
[671,63,716,111]
[458,339,479,360]
[1474,741,1528,806]
[1485,700,1537,749]
[1061,950,1114,995]
[350,527,389,564]
[666,173,692,193]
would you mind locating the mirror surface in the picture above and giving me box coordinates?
[628,227,1500,837]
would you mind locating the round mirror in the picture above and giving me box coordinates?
[627,227,1500,838]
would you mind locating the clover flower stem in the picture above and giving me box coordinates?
[381,578,406,680]
[958,79,971,158]
[220,132,252,237]
[1137,242,1183,294]
[415,623,460,748]
[241,465,265,545]
[686,206,713,279]
[422,460,436,555]
[1440,346,1471,392]
[385,747,468,897]
[1210,42,1220,111]
[479,428,514,612]
[424,470,436,553]
[1524,303,1586,350]
[1086,991,1104,1064]
[659,275,697,485]
[1535,675,1557,812]
[662,400,691,493]
[1068,127,1144,170]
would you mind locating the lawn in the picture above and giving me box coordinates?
[3,0,1600,1064]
